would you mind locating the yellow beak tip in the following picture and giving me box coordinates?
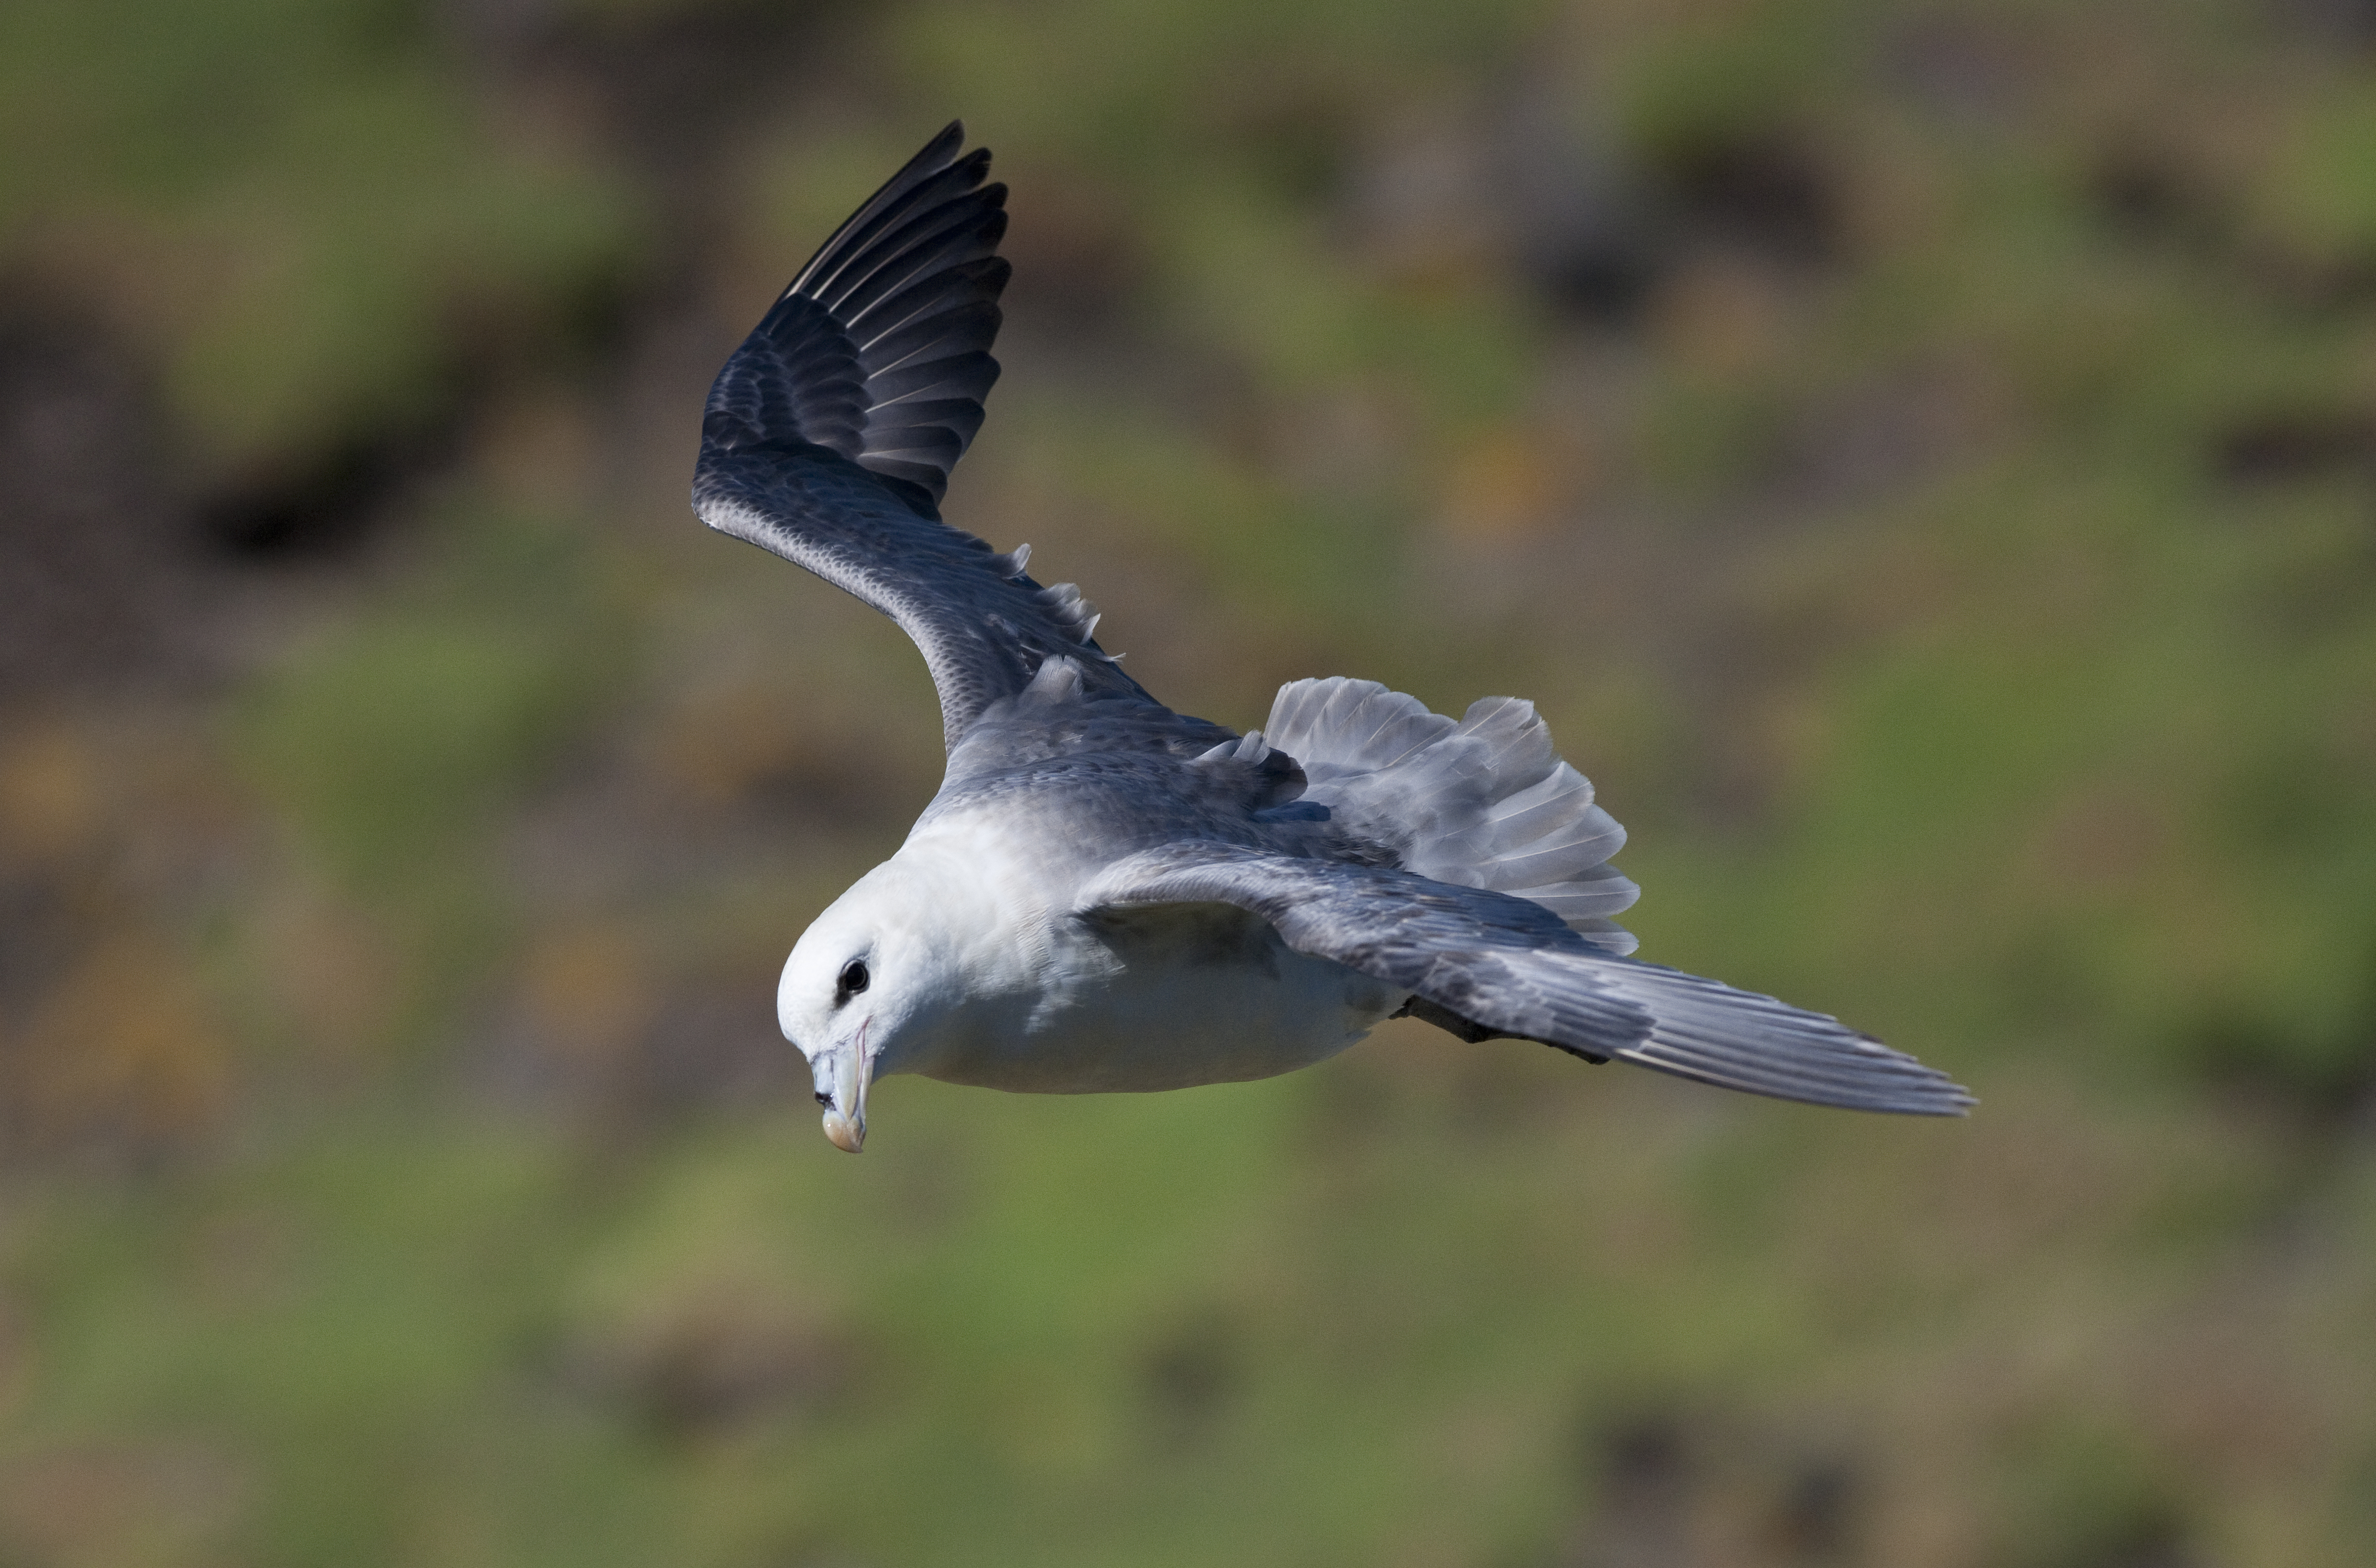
[822,1110,865,1153]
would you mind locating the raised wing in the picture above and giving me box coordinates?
[1077,843,1972,1116]
[693,122,1150,749]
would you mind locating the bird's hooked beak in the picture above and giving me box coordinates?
[819,1017,872,1153]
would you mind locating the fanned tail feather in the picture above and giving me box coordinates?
[1264,678,1639,952]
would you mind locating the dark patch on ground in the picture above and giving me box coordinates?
[1141,1313,1238,1448]
[549,1297,860,1443]
[199,363,488,560]
[2213,409,2376,484]
[2090,148,2222,251]
[0,302,219,698]
[1655,131,1841,269]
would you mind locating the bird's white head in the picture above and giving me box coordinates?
[778,846,1001,1152]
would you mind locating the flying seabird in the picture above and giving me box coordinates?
[693,123,1972,1152]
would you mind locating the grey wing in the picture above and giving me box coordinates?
[692,122,1152,750]
[1077,843,1973,1117]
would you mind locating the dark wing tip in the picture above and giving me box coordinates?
[703,123,1011,512]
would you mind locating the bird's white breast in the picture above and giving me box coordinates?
[931,899,1400,1093]
[879,819,1402,1094]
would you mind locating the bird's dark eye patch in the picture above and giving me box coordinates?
[835,959,870,1005]
[813,1089,834,1107]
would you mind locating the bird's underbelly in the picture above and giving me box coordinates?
[921,903,1402,1094]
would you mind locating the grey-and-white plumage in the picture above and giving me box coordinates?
[693,123,1972,1151]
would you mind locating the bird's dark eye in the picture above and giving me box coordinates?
[835,959,870,1004]
[814,1089,834,1107]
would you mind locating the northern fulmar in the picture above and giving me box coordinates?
[692,123,1972,1152]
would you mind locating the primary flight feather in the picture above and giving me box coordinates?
[691,123,1971,1152]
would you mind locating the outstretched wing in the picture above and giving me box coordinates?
[693,122,1151,749]
[1077,843,1972,1116]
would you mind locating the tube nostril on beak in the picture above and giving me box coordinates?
[812,1020,873,1153]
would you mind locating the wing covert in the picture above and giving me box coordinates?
[1077,843,1973,1117]
[693,122,1152,748]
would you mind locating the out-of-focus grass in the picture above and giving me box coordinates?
[2,1,2374,1565]
[6,1055,2356,1566]
[0,0,636,478]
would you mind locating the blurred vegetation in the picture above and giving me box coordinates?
[2,0,2374,1563]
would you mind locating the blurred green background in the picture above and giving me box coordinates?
[3,0,2374,1563]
